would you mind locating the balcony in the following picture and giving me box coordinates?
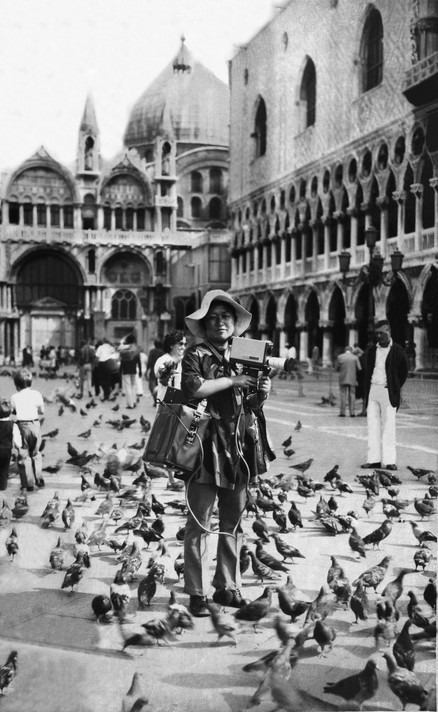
[403,51,438,106]
[0,225,196,249]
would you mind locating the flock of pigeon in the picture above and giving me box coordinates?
[0,374,436,711]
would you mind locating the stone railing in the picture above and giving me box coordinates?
[0,225,197,248]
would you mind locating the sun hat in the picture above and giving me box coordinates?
[185,289,252,339]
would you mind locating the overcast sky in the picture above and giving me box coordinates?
[0,0,274,170]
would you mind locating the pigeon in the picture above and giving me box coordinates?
[110,570,131,620]
[49,536,66,571]
[350,580,369,623]
[77,428,92,439]
[234,586,272,632]
[294,420,302,431]
[362,519,392,548]
[423,578,436,612]
[409,521,437,544]
[40,492,60,528]
[0,500,12,530]
[287,501,303,529]
[362,490,376,516]
[91,595,113,624]
[414,497,436,519]
[324,464,339,486]
[313,616,336,656]
[352,556,392,592]
[323,659,378,708]
[120,623,155,651]
[5,528,19,561]
[382,652,429,710]
[11,495,28,520]
[289,457,313,473]
[252,516,270,543]
[246,548,282,583]
[122,672,149,712]
[207,601,240,645]
[304,585,334,625]
[393,619,415,671]
[407,466,434,480]
[61,499,75,530]
[255,540,290,572]
[272,533,305,562]
[381,568,412,604]
[272,507,288,533]
[414,547,432,571]
[349,526,367,558]
[407,591,432,629]
[61,552,89,592]
[0,650,18,695]
[42,428,59,438]
[276,586,309,623]
[137,564,165,607]
[281,435,292,448]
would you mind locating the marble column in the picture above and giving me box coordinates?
[320,320,334,367]
[411,183,423,252]
[348,209,358,265]
[409,316,425,371]
[323,218,330,271]
[392,191,406,250]
[297,322,308,363]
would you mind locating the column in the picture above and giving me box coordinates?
[311,221,318,273]
[59,206,64,229]
[133,211,138,232]
[393,191,406,246]
[297,323,308,363]
[97,206,104,230]
[320,320,334,367]
[348,209,358,265]
[46,205,51,228]
[323,218,330,271]
[32,204,37,226]
[411,183,423,252]
[409,316,424,371]
[262,242,268,283]
[345,319,358,348]
[291,232,297,278]
[19,203,24,226]
[84,289,91,319]
[334,212,344,254]
[280,234,286,280]
[430,178,438,247]
[110,209,116,232]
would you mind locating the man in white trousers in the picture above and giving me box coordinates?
[361,320,408,471]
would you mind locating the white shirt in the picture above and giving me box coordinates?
[95,343,116,362]
[154,353,182,403]
[371,339,392,387]
[10,388,45,420]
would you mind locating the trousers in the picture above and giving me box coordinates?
[121,373,137,408]
[184,481,246,597]
[366,384,397,465]
[340,384,356,415]
[17,422,42,488]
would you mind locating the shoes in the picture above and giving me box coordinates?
[26,486,34,492]
[212,588,248,608]
[360,462,381,469]
[189,595,210,617]
[338,414,345,417]
[36,479,45,488]
[350,414,356,418]
[383,464,397,471]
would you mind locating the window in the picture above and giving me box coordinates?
[126,208,134,231]
[103,206,111,231]
[137,209,145,231]
[191,171,203,193]
[37,204,46,227]
[177,197,184,217]
[300,59,316,128]
[208,197,222,220]
[8,202,19,225]
[155,250,166,275]
[64,205,73,228]
[87,249,96,274]
[111,289,137,320]
[209,168,222,193]
[253,98,267,157]
[191,197,202,219]
[50,204,60,227]
[361,9,383,92]
[209,245,231,283]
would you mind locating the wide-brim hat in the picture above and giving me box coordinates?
[185,289,252,339]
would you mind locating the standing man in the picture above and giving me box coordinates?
[361,320,408,471]
[335,346,361,417]
[145,339,164,406]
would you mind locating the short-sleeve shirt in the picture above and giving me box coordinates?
[10,388,45,420]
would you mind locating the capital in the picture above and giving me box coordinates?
[392,191,406,203]
[410,183,424,198]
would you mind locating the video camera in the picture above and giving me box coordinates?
[229,337,295,391]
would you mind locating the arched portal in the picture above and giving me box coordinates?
[15,249,83,351]
[422,268,438,350]
[265,295,278,351]
[248,297,260,338]
[329,286,347,358]
[355,283,373,349]
[305,291,322,357]
[387,279,410,347]
[284,293,298,350]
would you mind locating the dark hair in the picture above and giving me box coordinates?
[123,333,136,345]
[0,398,11,418]
[154,339,163,348]
[375,319,390,330]
[13,368,33,390]
[162,330,186,354]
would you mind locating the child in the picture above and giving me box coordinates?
[0,399,22,491]
[10,368,45,492]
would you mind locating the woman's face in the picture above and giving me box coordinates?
[204,302,236,345]
[170,338,187,361]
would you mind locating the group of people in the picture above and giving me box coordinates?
[1,289,409,620]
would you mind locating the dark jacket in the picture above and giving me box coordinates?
[363,342,408,409]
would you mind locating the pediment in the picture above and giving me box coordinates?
[30,296,67,310]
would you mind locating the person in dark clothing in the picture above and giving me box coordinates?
[118,334,142,409]
[22,347,33,368]
[146,339,164,406]
[0,399,22,491]
[77,340,95,398]
[360,320,408,471]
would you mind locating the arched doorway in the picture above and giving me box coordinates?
[329,286,346,359]
[265,295,278,351]
[15,249,83,351]
[387,280,410,347]
[284,293,298,351]
[422,268,438,369]
[305,290,322,357]
[248,297,260,338]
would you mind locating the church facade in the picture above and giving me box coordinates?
[228,0,438,370]
[0,40,231,361]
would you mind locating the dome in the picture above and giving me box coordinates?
[124,40,229,150]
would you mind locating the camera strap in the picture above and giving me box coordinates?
[204,341,238,376]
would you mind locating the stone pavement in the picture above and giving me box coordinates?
[0,370,436,712]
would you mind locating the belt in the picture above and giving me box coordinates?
[17,419,39,422]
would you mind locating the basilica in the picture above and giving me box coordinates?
[228,0,438,371]
[0,39,230,360]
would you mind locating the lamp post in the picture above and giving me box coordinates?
[338,226,404,342]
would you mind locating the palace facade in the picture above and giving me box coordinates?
[228,0,438,370]
[0,39,231,361]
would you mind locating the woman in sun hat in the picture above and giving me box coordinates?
[181,290,275,617]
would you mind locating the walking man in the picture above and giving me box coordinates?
[361,320,408,471]
[336,346,361,417]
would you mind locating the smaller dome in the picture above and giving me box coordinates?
[124,39,229,150]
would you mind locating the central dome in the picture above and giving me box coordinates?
[124,40,229,152]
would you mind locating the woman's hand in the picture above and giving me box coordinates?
[231,373,258,390]
[257,375,271,395]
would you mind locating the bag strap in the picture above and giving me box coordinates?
[204,341,238,375]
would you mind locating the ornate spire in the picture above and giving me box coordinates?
[173,34,192,74]
[80,95,99,134]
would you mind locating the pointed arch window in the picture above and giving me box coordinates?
[209,168,223,193]
[361,9,383,92]
[191,197,202,219]
[300,59,316,128]
[253,98,267,157]
[191,171,203,193]
[111,289,137,320]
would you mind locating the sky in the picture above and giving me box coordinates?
[0,0,275,170]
